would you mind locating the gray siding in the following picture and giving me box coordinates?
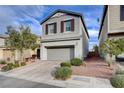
[42,13,81,41]
[109,5,124,33]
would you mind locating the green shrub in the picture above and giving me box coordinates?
[14,62,20,68]
[60,62,71,67]
[20,62,26,66]
[55,67,72,80]
[7,63,14,69]
[0,60,7,64]
[110,75,124,88]
[116,69,124,75]
[1,63,14,71]
[71,58,82,66]
[1,65,10,71]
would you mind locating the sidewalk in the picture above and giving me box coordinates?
[0,72,112,88]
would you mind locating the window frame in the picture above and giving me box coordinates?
[48,23,55,35]
[64,20,72,32]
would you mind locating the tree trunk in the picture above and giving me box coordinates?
[20,50,24,62]
[109,53,113,67]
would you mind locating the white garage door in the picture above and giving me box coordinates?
[47,46,74,61]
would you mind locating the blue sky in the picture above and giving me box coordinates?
[0,5,104,50]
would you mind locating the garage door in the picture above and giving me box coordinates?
[47,46,74,60]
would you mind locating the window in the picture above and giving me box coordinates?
[48,24,55,34]
[64,21,71,31]
[120,5,124,21]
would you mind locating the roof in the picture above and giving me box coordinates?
[40,9,89,38]
[98,5,108,39]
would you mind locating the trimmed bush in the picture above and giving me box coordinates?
[7,63,14,69]
[20,62,26,66]
[116,69,124,75]
[55,67,72,80]
[1,63,14,71]
[60,62,71,67]
[0,60,6,64]
[110,75,124,88]
[71,58,82,66]
[14,62,20,68]
[1,65,10,71]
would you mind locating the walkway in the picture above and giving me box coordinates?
[72,57,114,79]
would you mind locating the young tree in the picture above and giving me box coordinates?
[19,25,39,61]
[5,26,20,61]
[6,25,39,62]
[100,39,122,67]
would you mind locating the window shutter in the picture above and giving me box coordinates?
[45,24,48,35]
[61,21,64,33]
[54,23,57,33]
[71,19,74,31]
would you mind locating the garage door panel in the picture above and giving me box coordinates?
[47,47,74,60]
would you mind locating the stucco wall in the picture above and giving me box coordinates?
[41,39,83,60]
[0,38,5,47]
[0,49,3,60]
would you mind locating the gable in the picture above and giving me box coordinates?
[51,12,66,18]
[40,9,89,38]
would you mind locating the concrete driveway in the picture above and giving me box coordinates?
[0,60,113,88]
[1,61,61,82]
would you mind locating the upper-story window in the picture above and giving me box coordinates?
[48,24,55,34]
[120,5,124,21]
[61,19,74,33]
[64,21,71,31]
[46,23,56,35]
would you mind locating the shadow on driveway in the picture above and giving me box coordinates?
[0,75,60,88]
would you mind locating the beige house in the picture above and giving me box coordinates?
[98,5,124,58]
[0,35,12,61]
[40,10,89,61]
[0,34,40,62]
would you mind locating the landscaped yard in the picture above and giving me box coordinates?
[0,59,36,72]
[71,57,114,79]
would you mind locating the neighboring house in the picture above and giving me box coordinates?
[0,34,12,61]
[0,34,40,61]
[98,5,124,58]
[40,10,89,61]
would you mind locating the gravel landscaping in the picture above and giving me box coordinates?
[71,57,114,79]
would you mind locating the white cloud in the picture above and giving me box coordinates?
[88,29,99,38]
[0,6,45,35]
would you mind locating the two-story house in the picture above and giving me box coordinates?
[40,10,89,61]
[98,5,124,58]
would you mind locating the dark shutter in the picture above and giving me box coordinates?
[71,19,74,31]
[54,23,57,33]
[45,24,48,35]
[120,5,124,21]
[61,21,64,33]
